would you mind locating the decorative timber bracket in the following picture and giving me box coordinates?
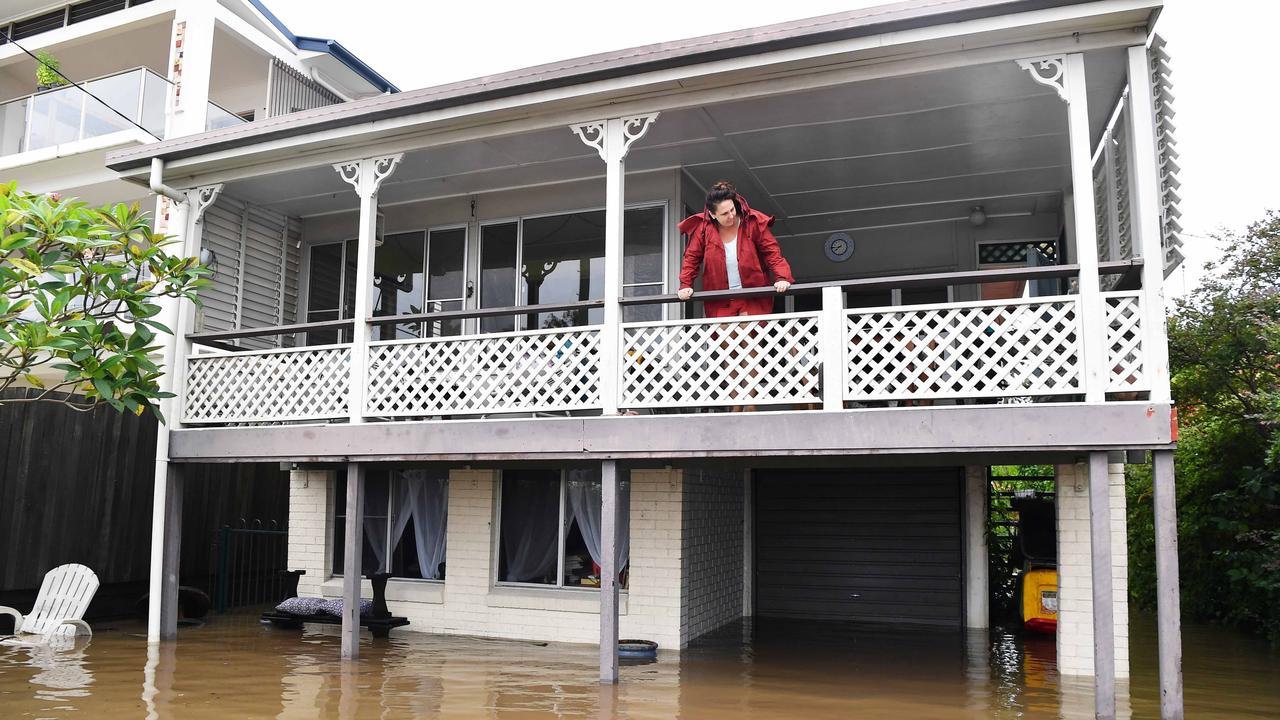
[333,154,404,198]
[189,184,223,224]
[571,114,660,161]
[1016,55,1068,103]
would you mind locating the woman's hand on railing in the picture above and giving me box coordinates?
[677,287,694,301]
[774,280,791,293]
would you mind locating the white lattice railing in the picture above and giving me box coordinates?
[365,326,601,417]
[181,292,1155,423]
[183,344,350,424]
[1104,291,1147,392]
[844,297,1082,401]
[620,313,822,409]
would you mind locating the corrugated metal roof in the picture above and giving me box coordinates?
[105,0,1116,171]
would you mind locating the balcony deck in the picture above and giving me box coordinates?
[171,264,1164,462]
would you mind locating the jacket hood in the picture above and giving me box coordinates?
[678,193,775,235]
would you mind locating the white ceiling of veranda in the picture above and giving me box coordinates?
[227,48,1129,242]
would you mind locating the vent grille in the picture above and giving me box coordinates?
[1149,35,1183,276]
[978,241,1060,266]
[12,9,66,40]
[69,0,128,25]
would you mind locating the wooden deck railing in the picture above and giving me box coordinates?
[179,262,1146,424]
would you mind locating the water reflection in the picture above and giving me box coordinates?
[19,635,94,702]
[0,612,1277,718]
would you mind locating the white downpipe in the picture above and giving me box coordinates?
[147,158,189,642]
[149,158,184,203]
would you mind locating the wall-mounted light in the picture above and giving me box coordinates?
[198,246,218,276]
[968,205,987,227]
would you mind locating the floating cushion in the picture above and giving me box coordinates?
[274,596,326,616]
[317,598,373,617]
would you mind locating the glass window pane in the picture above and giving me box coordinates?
[521,211,604,329]
[563,470,630,589]
[427,227,467,302]
[331,470,391,576]
[422,299,462,338]
[342,239,358,321]
[498,471,560,584]
[623,207,664,286]
[306,310,340,346]
[622,284,663,323]
[480,223,518,333]
[308,243,343,312]
[373,230,425,340]
[388,471,449,580]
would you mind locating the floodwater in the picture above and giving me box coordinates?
[1,613,1277,719]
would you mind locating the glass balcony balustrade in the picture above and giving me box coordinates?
[0,67,247,158]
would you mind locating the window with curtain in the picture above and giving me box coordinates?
[496,469,630,589]
[332,468,449,581]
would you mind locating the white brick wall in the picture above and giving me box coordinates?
[287,467,688,650]
[680,467,744,643]
[287,470,332,598]
[1055,462,1129,678]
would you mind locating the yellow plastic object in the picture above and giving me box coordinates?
[1021,567,1058,633]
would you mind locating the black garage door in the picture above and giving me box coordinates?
[754,469,963,626]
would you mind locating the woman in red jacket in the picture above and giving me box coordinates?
[677,181,793,317]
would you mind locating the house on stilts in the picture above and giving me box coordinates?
[105,1,1185,717]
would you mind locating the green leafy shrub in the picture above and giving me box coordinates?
[0,184,208,420]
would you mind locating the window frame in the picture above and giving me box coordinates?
[330,469,447,584]
[476,201,669,331]
[305,222,472,343]
[491,469,628,591]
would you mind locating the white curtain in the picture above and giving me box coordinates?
[501,477,560,582]
[363,471,448,579]
[403,471,448,580]
[566,470,630,577]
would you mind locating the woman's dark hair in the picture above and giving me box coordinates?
[704,180,740,219]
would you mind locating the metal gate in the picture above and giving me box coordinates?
[211,520,288,612]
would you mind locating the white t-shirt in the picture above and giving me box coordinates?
[723,232,743,289]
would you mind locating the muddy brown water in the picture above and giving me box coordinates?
[1,613,1276,719]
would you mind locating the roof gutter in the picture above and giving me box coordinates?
[294,37,398,94]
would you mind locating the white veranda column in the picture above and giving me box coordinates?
[599,460,620,683]
[571,114,658,414]
[341,462,366,659]
[963,466,989,629]
[1017,54,1106,402]
[1125,45,1172,404]
[333,155,403,423]
[146,194,189,643]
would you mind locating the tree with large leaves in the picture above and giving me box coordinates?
[0,184,208,420]
[1128,210,1280,643]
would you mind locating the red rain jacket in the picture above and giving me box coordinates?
[678,195,794,317]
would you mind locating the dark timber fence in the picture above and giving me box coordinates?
[0,389,287,618]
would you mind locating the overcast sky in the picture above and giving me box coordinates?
[263,0,1276,300]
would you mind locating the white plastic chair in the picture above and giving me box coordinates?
[0,563,99,640]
